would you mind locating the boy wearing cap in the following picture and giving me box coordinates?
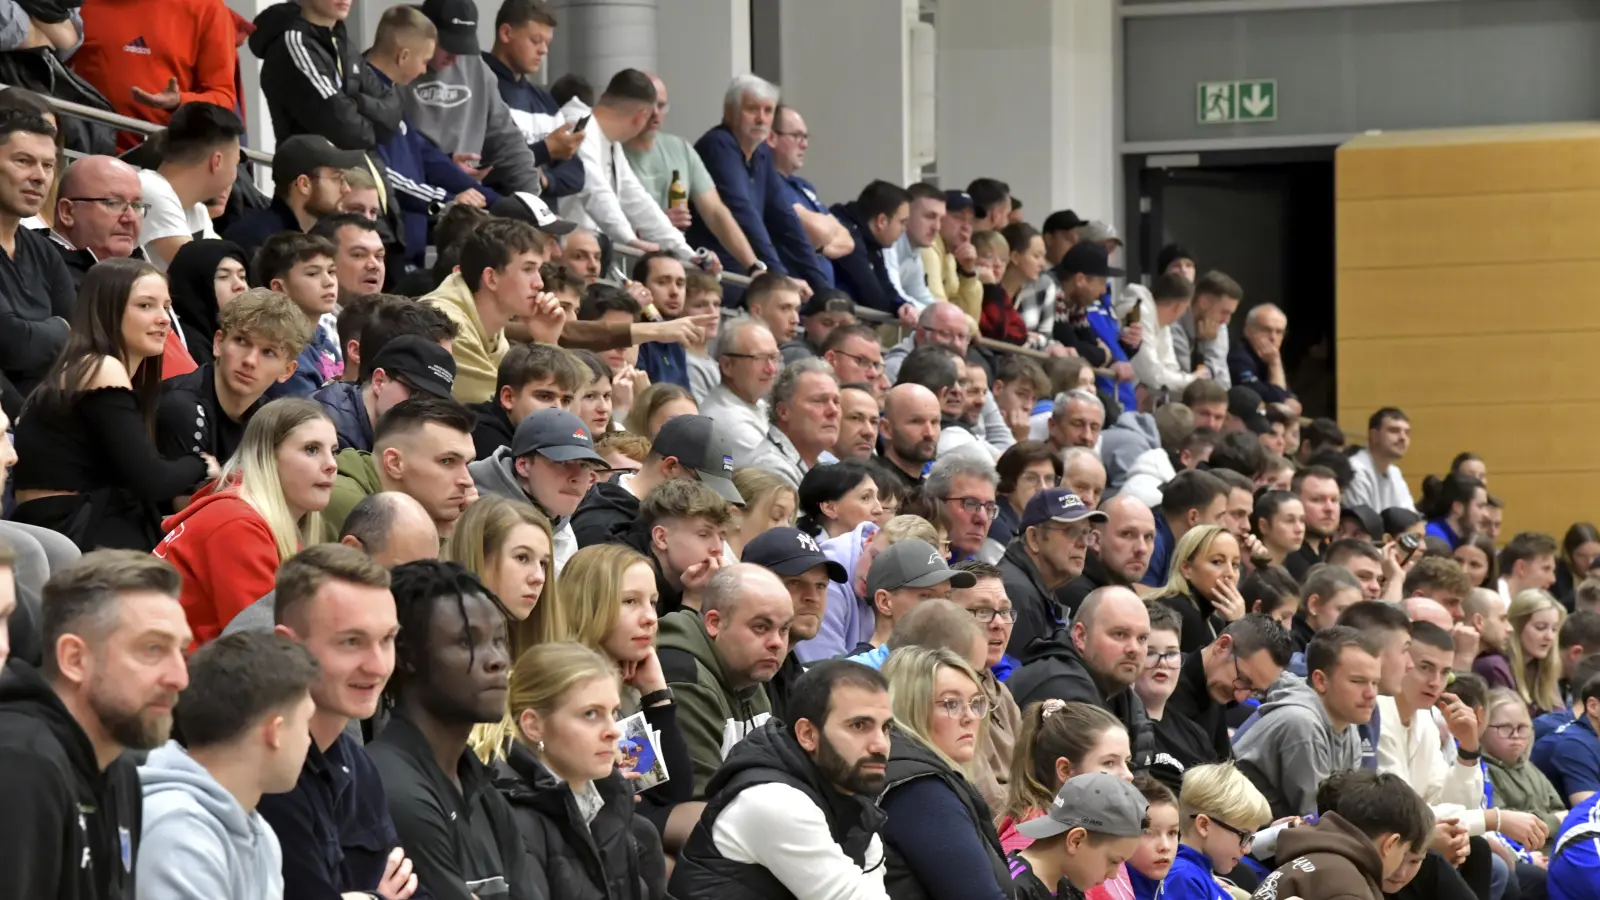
[323,396,478,541]
[468,407,610,574]
[571,414,744,548]
[255,232,344,398]
[999,488,1108,656]
[223,134,369,259]
[1162,762,1272,900]
[739,526,849,720]
[467,343,588,460]
[619,480,736,617]
[1010,772,1151,900]
[848,538,977,668]
[314,335,460,452]
[158,288,311,469]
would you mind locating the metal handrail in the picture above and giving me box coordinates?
[15,86,275,164]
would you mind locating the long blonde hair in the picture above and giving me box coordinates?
[444,495,558,660]
[472,641,618,763]
[1146,524,1235,609]
[883,645,985,774]
[1506,589,1567,713]
[547,543,650,651]
[219,398,331,560]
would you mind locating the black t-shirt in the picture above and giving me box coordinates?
[0,225,76,394]
[1005,852,1087,900]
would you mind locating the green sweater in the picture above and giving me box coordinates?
[1486,753,1567,837]
[323,448,381,542]
[655,610,772,798]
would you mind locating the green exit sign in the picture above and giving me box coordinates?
[1197,79,1278,124]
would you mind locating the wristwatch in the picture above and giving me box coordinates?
[639,688,675,707]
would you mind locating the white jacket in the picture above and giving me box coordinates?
[558,100,692,258]
[1117,447,1175,509]
[1375,695,1488,835]
[713,782,889,900]
[1115,285,1196,394]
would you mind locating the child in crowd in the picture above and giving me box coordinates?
[1009,773,1151,900]
[1163,763,1272,900]
[1128,775,1181,900]
[1240,566,1300,633]
[1481,688,1569,837]
[254,232,342,397]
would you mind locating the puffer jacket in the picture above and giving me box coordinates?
[879,728,1014,900]
[312,380,373,452]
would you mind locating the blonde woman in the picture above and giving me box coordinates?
[727,466,797,558]
[797,513,942,662]
[156,398,337,645]
[1146,524,1246,654]
[493,642,662,900]
[623,382,698,439]
[445,495,557,659]
[880,646,1012,900]
[1507,590,1567,716]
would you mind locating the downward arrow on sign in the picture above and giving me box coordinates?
[1241,83,1271,117]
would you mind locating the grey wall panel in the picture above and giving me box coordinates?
[1123,0,1600,144]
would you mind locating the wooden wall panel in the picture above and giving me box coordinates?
[1336,125,1600,539]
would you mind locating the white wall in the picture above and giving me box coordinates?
[654,0,751,139]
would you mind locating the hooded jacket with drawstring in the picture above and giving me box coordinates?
[656,609,773,799]
[469,446,578,573]
[468,399,514,461]
[1249,811,1386,900]
[1007,630,1155,772]
[251,2,401,150]
[137,741,284,900]
[422,272,504,405]
[793,521,877,663]
[1232,673,1364,819]
[154,488,282,647]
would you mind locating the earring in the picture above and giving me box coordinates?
[537,739,545,754]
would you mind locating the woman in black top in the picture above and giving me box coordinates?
[13,258,218,550]
[167,239,250,366]
[1145,524,1246,654]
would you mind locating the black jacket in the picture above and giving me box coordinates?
[766,652,805,724]
[670,721,885,900]
[469,399,514,461]
[1057,550,1118,622]
[1289,612,1317,654]
[494,741,650,900]
[1149,711,1221,796]
[156,364,268,464]
[619,524,684,615]
[1165,649,1234,764]
[252,2,402,150]
[828,201,902,315]
[1152,583,1228,655]
[997,540,1065,659]
[880,729,1012,900]
[1007,631,1155,771]
[0,660,143,900]
[573,475,642,549]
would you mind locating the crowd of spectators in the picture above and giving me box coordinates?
[0,2,1595,900]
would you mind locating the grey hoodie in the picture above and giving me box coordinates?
[403,55,543,195]
[136,741,283,900]
[468,447,578,573]
[1232,674,1363,819]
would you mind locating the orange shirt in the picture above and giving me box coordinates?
[73,0,239,150]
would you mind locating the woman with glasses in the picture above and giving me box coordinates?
[1136,604,1222,794]
[992,441,1062,548]
[950,560,1025,818]
[880,645,1012,900]
[1162,763,1272,900]
[1147,525,1246,654]
[1481,688,1568,837]
[796,459,884,539]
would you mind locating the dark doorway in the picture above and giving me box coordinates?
[1123,149,1336,417]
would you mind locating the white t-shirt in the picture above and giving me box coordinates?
[138,169,216,272]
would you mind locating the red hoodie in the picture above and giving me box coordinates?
[154,488,281,647]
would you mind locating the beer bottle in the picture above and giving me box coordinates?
[668,169,688,209]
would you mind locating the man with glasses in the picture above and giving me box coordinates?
[700,318,782,465]
[225,134,363,259]
[999,488,1107,656]
[1166,613,1294,763]
[822,323,890,400]
[46,156,150,287]
[767,104,850,287]
[927,452,999,564]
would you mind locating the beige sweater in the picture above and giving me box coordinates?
[973,668,1023,824]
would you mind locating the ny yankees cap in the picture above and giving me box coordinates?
[865,539,976,598]
[509,408,608,466]
[741,527,848,583]
[650,415,744,506]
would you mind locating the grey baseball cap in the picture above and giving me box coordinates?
[1016,772,1149,840]
[651,415,743,506]
[509,408,609,466]
[865,539,976,598]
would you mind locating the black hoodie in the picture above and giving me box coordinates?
[1008,631,1155,771]
[572,474,643,549]
[251,1,402,151]
[619,523,686,615]
[468,399,514,461]
[0,660,143,900]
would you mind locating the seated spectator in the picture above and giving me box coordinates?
[796,460,884,540]
[1533,663,1600,806]
[324,395,476,540]
[1008,586,1155,770]
[559,69,695,260]
[1163,763,1271,900]
[832,383,881,463]
[630,251,693,385]
[1060,495,1156,619]
[154,398,336,643]
[745,272,805,357]
[879,645,1013,900]
[740,526,850,719]
[830,180,916,320]
[443,495,554,660]
[467,342,585,459]
[747,359,840,489]
[223,134,362,258]
[1234,626,1381,819]
[616,477,734,615]
[1286,465,1344,581]
[316,334,458,452]
[253,231,343,397]
[0,109,75,396]
[727,467,796,558]
[157,288,307,468]
[337,293,458,390]
[13,259,214,550]
[794,513,939,663]
[1137,604,1222,792]
[1013,774,1150,900]
[996,486,1107,654]
[1230,302,1297,410]
[983,221,1041,346]
[1239,565,1301,629]
[0,551,188,900]
[138,102,243,272]
[689,74,828,290]
[1327,537,1389,602]
[1553,523,1600,608]
[1122,272,1197,394]
[45,155,146,287]
[1463,586,1516,689]
[1252,490,1306,570]
[1141,468,1229,590]
[923,189,982,321]
[1170,271,1241,389]
[481,0,584,198]
[681,270,723,400]
[1255,770,1436,900]
[930,451,1001,564]
[165,238,250,366]
[892,182,947,310]
[848,538,974,661]
[951,559,1024,788]
[1346,408,1417,514]
[1501,531,1561,606]
[1045,390,1103,458]
[992,441,1062,549]
[1547,793,1600,900]
[470,407,609,571]
[573,414,741,547]
[1062,447,1107,512]
[339,166,383,219]
[1510,588,1568,717]
[697,318,780,464]
[998,701,1133,852]
[311,213,387,299]
[991,355,1049,444]
[252,0,400,150]
[423,217,563,403]
[658,564,791,796]
[558,226,604,282]
[622,382,696,438]
[1167,613,1293,768]
[1294,565,1366,655]
[1481,687,1569,837]
[1419,472,1489,551]
[493,641,664,900]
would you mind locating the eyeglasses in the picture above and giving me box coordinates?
[835,350,885,374]
[943,496,999,518]
[970,608,1018,624]
[1016,471,1060,489]
[935,697,990,720]
[723,352,782,366]
[1195,814,1253,851]
[1487,723,1532,739]
[1145,648,1182,668]
[1044,524,1095,545]
[66,197,150,217]
[773,130,809,142]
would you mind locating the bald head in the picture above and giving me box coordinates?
[340,492,440,568]
[1072,586,1150,687]
[1076,585,1142,631]
[884,382,938,419]
[701,563,795,687]
[702,563,786,615]
[55,155,143,259]
[916,302,970,352]
[58,155,138,199]
[1097,495,1156,585]
[1403,596,1452,631]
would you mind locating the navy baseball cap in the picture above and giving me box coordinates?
[741,527,848,583]
[944,190,974,213]
[1021,489,1108,530]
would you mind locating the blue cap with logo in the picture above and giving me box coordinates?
[1021,488,1108,530]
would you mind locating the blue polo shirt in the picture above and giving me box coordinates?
[1532,715,1600,803]
[1156,844,1231,900]
[1549,794,1599,900]
[257,731,402,897]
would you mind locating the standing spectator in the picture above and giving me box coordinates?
[74,0,238,152]
[893,182,946,310]
[748,359,841,489]
[165,239,250,365]
[926,189,982,320]
[482,0,584,198]
[0,108,75,396]
[697,318,779,464]
[1170,272,1241,389]
[224,135,363,258]
[406,0,546,195]
[1230,303,1297,410]
[831,180,915,320]
[767,103,849,287]
[968,178,1012,233]
[1011,209,1082,340]
[135,632,319,900]
[0,551,190,900]
[626,74,759,269]
[689,74,828,292]
[252,0,400,150]
[1123,272,1198,395]
[139,102,244,272]
[1347,408,1417,514]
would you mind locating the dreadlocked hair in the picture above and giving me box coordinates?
[384,560,507,714]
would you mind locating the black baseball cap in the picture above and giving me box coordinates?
[1042,210,1091,234]
[509,408,608,465]
[800,288,855,320]
[651,415,744,506]
[420,0,481,56]
[272,135,367,187]
[1052,241,1124,280]
[1341,504,1383,542]
[1228,386,1271,435]
[370,335,456,399]
[742,527,848,583]
[489,192,578,236]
